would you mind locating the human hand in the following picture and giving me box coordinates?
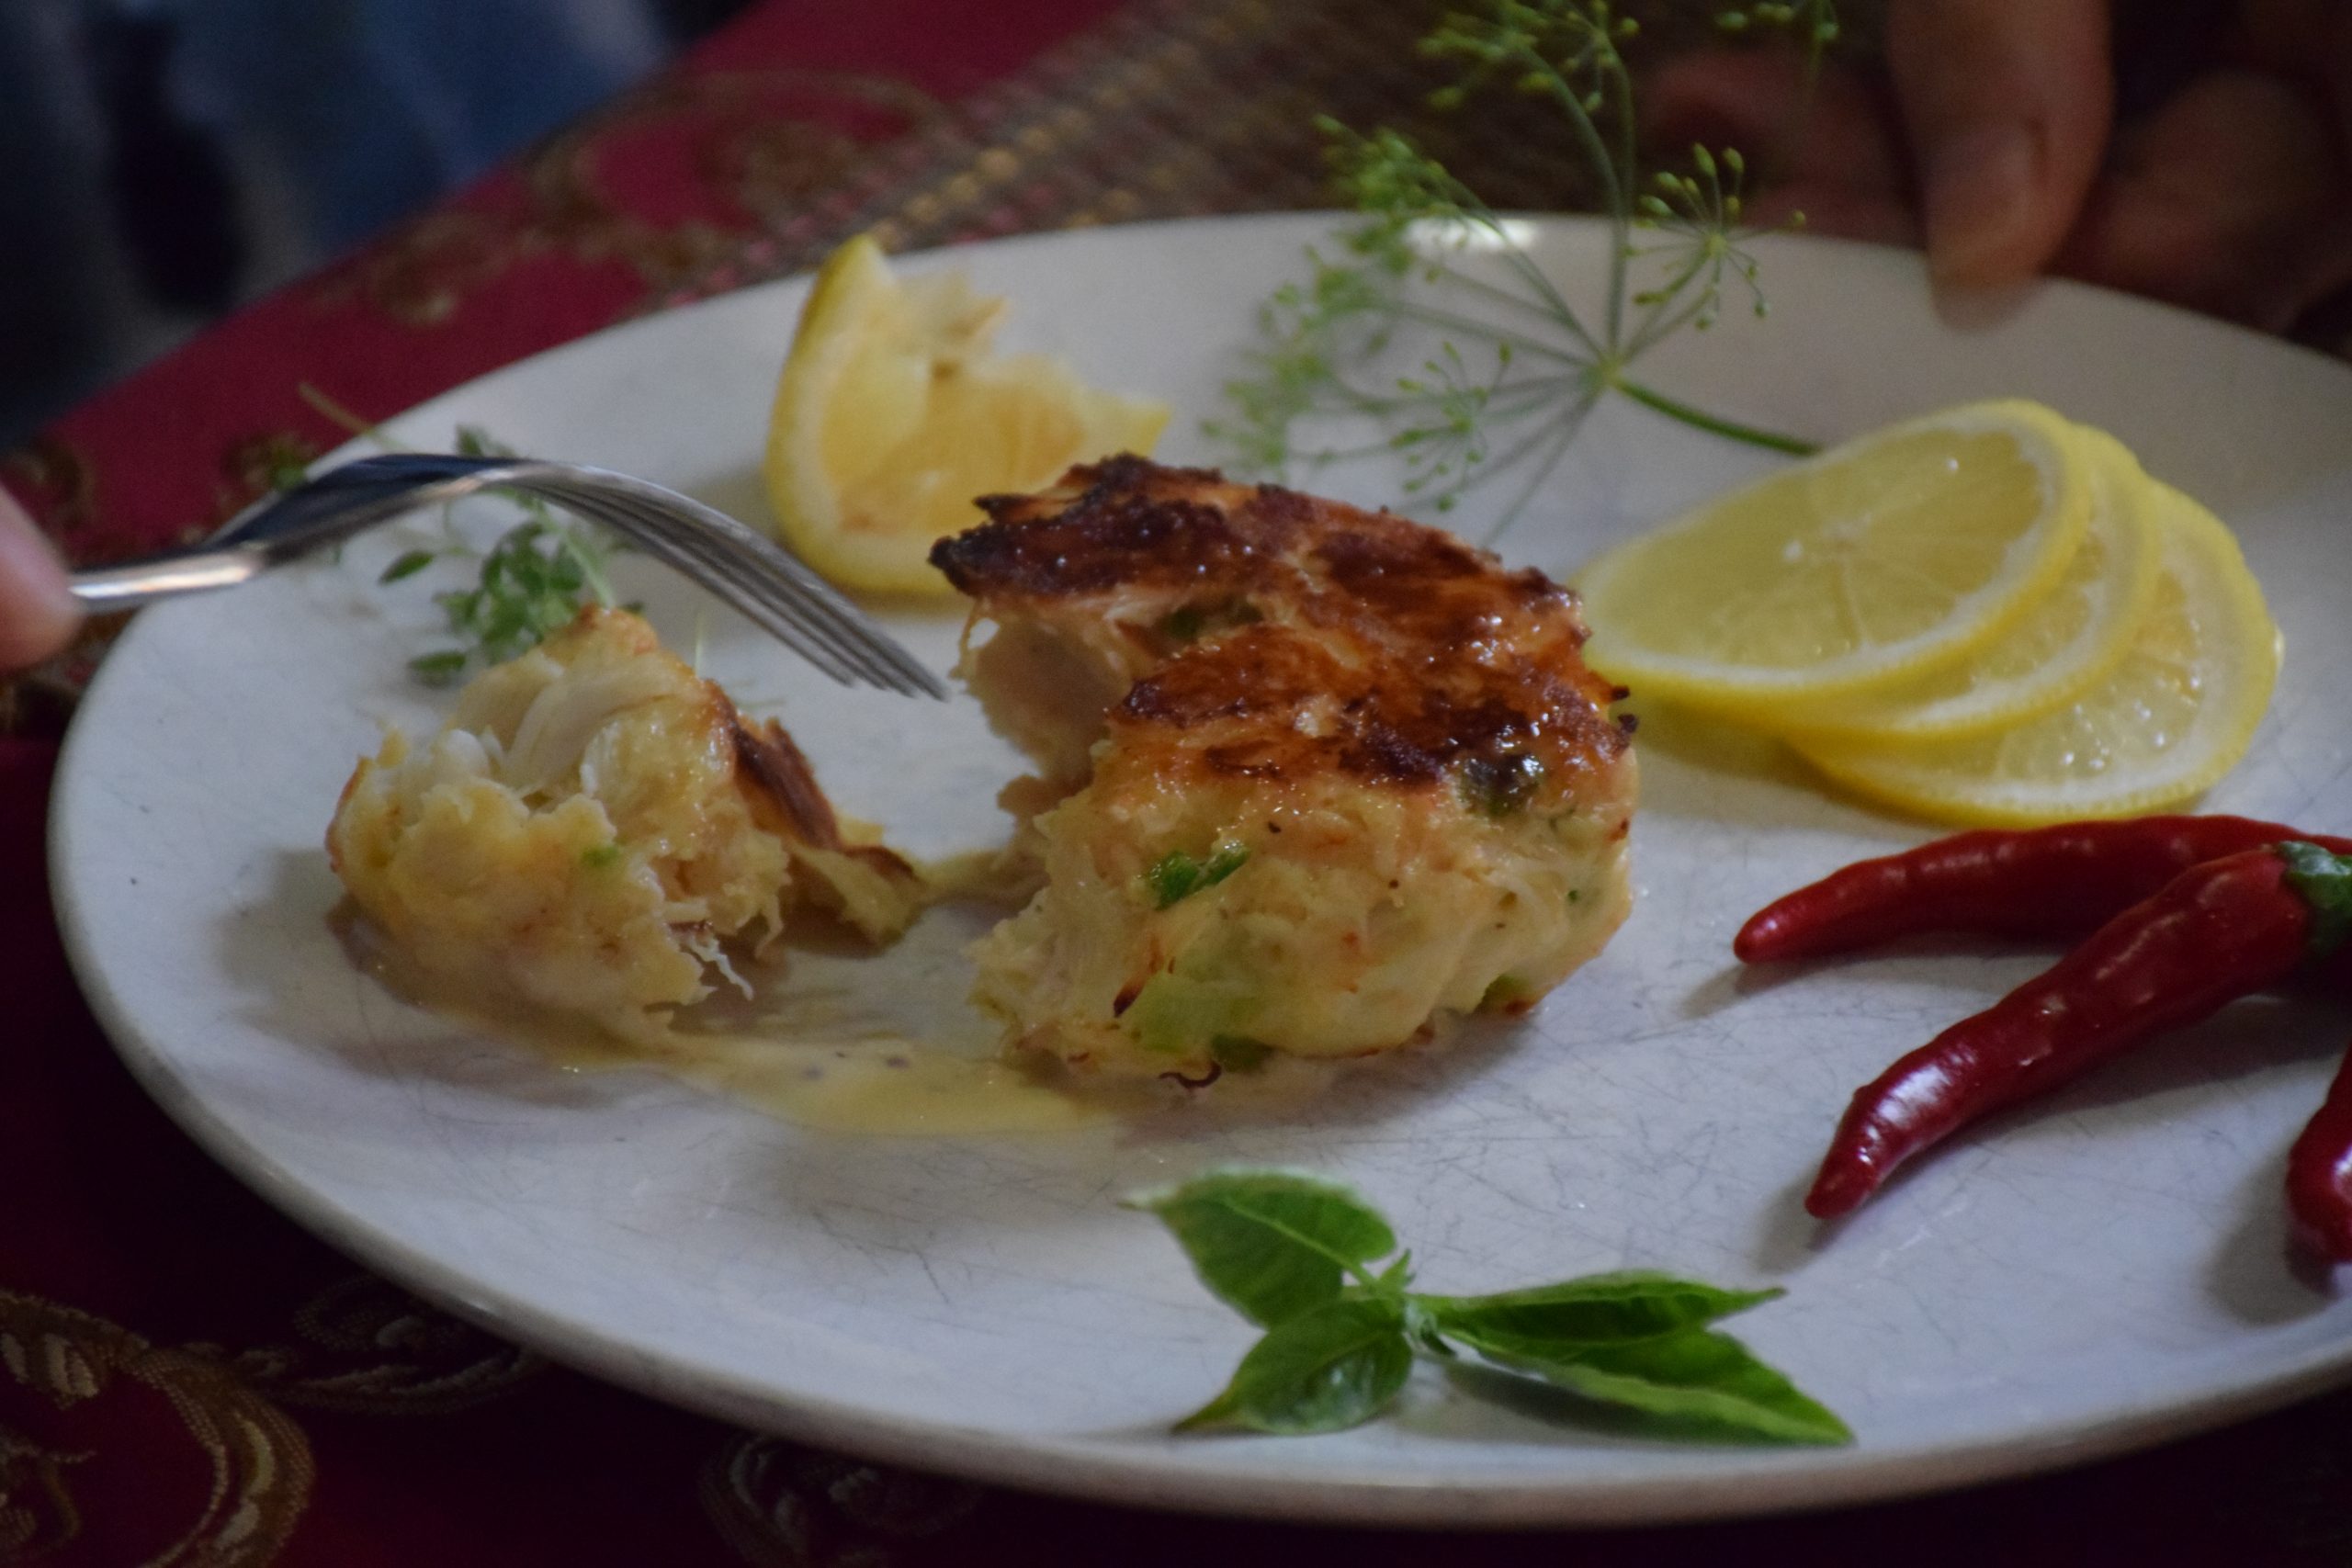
[1649,0,2352,333]
[0,489,79,672]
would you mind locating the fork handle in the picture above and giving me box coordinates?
[71,546,268,610]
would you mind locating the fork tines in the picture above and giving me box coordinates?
[524,470,947,701]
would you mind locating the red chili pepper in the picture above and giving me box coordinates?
[1807,845,2352,1219]
[2287,1044,2352,1264]
[1736,817,2352,965]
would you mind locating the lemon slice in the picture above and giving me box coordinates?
[763,234,1170,594]
[1576,400,2093,704]
[1795,484,2280,826]
[1770,428,2163,742]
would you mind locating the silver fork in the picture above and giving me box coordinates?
[67,453,947,699]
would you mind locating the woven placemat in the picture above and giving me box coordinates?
[657,0,1874,309]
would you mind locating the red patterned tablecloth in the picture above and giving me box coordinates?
[6,1,2351,1561]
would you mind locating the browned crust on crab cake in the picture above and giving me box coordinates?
[934,457,1281,600]
[730,715,915,880]
[932,454,1628,813]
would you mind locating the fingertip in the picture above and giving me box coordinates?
[1888,0,2114,292]
[1921,123,2045,288]
[0,498,81,671]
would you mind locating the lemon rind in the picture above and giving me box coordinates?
[1793,485,2279,827]
[763,232,1170,597]
[1764,427,2166,743]
[1575,400,2097,704]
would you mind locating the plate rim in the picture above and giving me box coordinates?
[48,210,2352,1529]
[41,890,2352,1527]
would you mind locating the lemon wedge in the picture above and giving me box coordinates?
[1794,484,2280,826]
[763,234,1170,595]
[1770,428,2163,742]
[1576,400,2093,704]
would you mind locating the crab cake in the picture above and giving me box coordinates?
[932,457,1637,1080]
[329,607,922,1031]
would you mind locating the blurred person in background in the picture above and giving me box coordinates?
[0,0,725,446]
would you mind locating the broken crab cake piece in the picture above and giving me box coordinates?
[328,607,922,1031]
[931,457,1638,1079]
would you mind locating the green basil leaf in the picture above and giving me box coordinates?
[1418,1271,1781,1347]
[1176,1295,1411,1435]
[1455,1325,1850,1446]
[1125,1169,1398,1326]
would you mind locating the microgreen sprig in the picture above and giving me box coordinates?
[1128,1169,1849,1443]
[1211,0,1838,540]
[384,426,627,686]
[301,386,627,687]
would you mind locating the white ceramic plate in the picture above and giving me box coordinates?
[51,216,2352,1527]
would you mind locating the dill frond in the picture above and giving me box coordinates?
[1215,0,1836,541]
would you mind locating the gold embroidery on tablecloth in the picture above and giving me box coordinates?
[218,1274,542,1417]
[648,0,1502,304]
[327,71,941,329]
[1,436,95,548]
[333,209,515,329]
[0,1290,312,1567]
[698,1433,980,1568]
[0,1422,92,1561]
[714,120,862,224]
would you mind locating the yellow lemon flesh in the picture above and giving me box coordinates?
[763,234,1170,595]
[1769,429,2163,742]
[1576,400,2092,704]
[1794,485,2279,826]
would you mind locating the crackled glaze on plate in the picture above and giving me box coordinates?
[50,217,2352,1525]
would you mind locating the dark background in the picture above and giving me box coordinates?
[0,0,752,448]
